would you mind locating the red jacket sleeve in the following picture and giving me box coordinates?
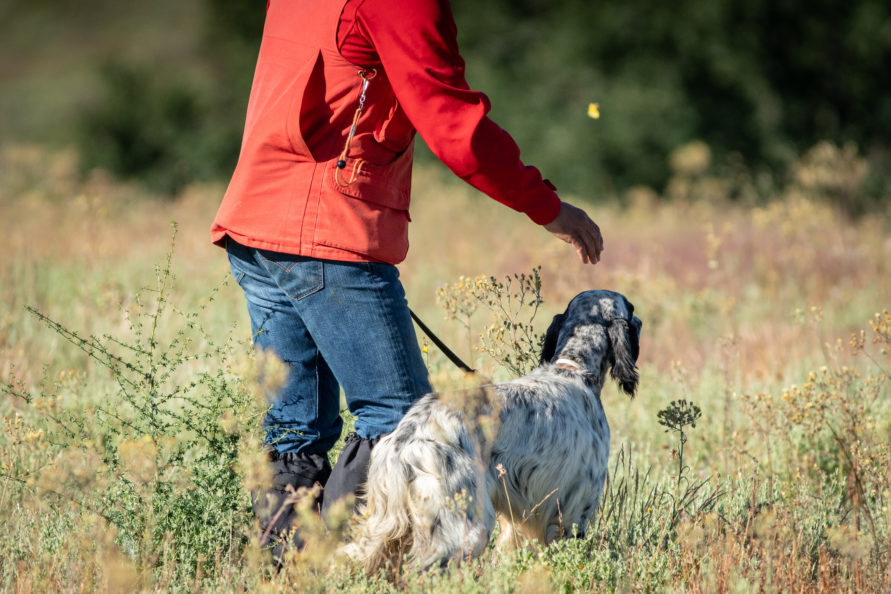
[351,0,561,225]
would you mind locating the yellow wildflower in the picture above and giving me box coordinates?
[25,428,45,442]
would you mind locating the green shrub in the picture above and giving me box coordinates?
[1,228,261,581]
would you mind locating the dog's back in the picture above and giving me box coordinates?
[487,371,611,542]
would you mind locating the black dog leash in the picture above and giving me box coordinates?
[409,308,476,374]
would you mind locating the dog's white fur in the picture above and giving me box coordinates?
[349,290,642,573]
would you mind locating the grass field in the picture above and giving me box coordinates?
[1,143,890,592]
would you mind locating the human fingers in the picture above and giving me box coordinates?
[576,217,602,264]
[589,221,604,261]
[574,239,589,264]
[575,227,596,264]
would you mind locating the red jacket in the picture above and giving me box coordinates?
[211,0,561,264]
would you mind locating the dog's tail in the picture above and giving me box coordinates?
[351,441,415,575]
[350,399,496,574]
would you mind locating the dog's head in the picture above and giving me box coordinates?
[540,290,642,397]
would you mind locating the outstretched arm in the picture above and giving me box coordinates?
[353,0,603,263]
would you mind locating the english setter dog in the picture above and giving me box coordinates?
[349,290,641,574]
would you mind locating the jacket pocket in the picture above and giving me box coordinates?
[312,146,414,264]
[331,146,411,211]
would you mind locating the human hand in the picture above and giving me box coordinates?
[543,201,604,264]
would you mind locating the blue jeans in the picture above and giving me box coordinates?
[226,239,432,455]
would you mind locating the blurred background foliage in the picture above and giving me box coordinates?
[1,0,889,211]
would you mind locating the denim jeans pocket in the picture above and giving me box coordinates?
[225,238,249,286]
[256,251,325,302]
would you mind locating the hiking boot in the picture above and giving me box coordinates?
[252,449,331,564]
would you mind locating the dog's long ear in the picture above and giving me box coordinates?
[540,313,566,364]
[608,317,640,397]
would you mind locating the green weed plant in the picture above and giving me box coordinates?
[2,227,264,587]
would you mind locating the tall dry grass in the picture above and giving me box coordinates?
[1,142,889,592]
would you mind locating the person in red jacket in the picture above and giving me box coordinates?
[213,0,604,560]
